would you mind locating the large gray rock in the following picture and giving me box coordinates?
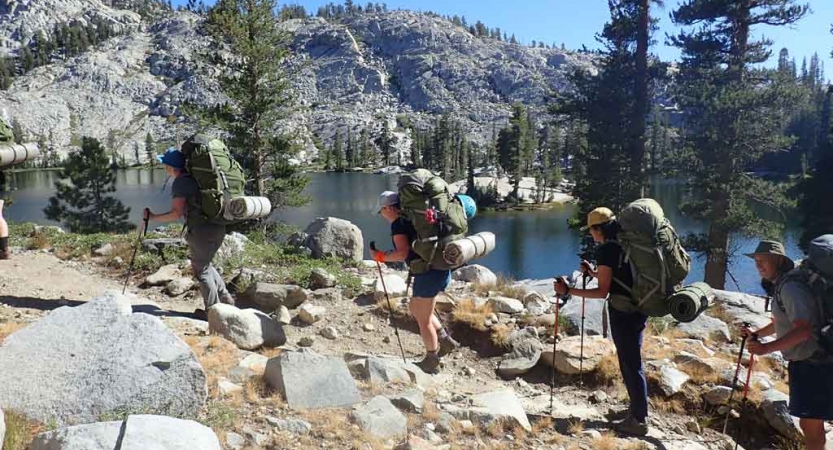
[298,303,327,324]
[488,296,524,314]
[497,328,542,379]
[469,389,531,431]
[540,335,615,375]
[560,297,608,336]
[304,217,364,262]
[29,415,222,450]
[244,282,308,311]
[145,264,182,286]
[374,274,408,298]
[712,290,771,329]
[452,265,497,285]
[674,313,731,343]
[388,389,425,413]
[351,396,407,440]
[658,366,690,397]
[165,277,195,296]
[703,386,733,406]
[0,293,207,426]
[265,350,361,410]
[208,303,286,350]
[523,291,550,316]
[761,390,801,439]
[367,356,412,384]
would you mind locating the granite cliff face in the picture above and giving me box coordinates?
[0,2,595,164]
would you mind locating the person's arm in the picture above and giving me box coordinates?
[147,197,186,223]
[741,321,776,339]
[379,234,411,262]
[567,265,612,299]
[748,320,812,355]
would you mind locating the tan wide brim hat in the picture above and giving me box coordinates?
[580,207,615,231]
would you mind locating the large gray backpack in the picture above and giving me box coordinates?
[776,234,833,355]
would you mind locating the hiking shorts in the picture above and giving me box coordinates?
[789,359,833,420]
[412,269,451,298]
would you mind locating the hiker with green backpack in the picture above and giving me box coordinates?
[743,238,833,450]
[144,135,250,317]
[554,199,692,436]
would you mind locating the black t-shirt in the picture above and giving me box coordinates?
[391,218,419,263]
[596,241,633,297]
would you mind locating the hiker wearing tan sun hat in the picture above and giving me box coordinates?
[553,206,649,436]
[742,239,833,450]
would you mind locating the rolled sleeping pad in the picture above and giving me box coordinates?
[669,282,714,323]
[0,143,40,168]
[226,196,272,220]
[442,231,496,266]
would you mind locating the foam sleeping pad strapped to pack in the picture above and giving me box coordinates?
[443,232,496,266]
[0,143,40,168]
[668,282,714,323]
[225,196,272,220]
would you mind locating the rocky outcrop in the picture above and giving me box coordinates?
[0,293,207,426]
[540,335,616,375]
[0,8,593,166]
[264,349,361,410]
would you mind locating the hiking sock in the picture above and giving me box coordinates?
[0,237,8,251]
[438,327,449,340]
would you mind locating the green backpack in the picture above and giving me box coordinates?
[0,117,14,144]
[611,198,692,317]
[180,134,246,225]
[397,169,468,273]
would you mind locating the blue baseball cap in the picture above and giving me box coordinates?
[156,148,185,169]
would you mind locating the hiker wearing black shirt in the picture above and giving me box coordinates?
[554,207,648,436]
[374,191,460,373]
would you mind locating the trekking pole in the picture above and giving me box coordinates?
[370,242,407,364]
[122,216,149,294]
[734,350,757,450]
[550,284,565,413]
[579,273,588,387]
[722,322,754,434]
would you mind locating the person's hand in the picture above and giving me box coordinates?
[746,338,770,356]
[143,208,151,221]
[553,277,569,296]
[580,260,593,276]
[739,324,753,339]
[373,250,386,263]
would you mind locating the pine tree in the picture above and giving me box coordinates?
[497,103,529,200]
[199,0,308,208]
[376,120,394,166]
[670,0,808,289]
[10,119,24,145]
[145,132,155,167]
[333,130,344,170]
[345,128,355,168]
[44,137,133,233]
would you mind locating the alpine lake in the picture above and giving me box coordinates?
[1,169,802,295]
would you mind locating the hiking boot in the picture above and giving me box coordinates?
[438,335,460,357]
[193,308,208,321]
[613,414,648,436]
[416,352,441,374]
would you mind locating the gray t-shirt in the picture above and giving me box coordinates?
[773,275,822,361]
[171,174,204,228]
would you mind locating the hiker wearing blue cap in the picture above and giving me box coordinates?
[143,146,234,318]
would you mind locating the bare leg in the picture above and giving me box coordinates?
[0,200,9,259]
[799,418,826,450]
[409,296,439,352]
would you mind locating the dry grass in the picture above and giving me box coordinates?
[185,336,239,398]
[26,231,51,250]
[485,419,508,438]
[545,431,567,445]
[298,409,386,449]
[593,432,621,450]
[3,410,42,450]
[773,379,790,394]
[472,274,526,300]
[0,321,25,344]
[682,363,720,384]
[490,323,513,348]
[531,416,553,434]
[651,396,686,414]
[567,419,584,435]
[624,441,653,450]
[422,402,441,422]
[258,346,283,359]
[595,353,626,395]
[451,298,494,331]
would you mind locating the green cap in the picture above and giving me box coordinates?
[745,240,795,270]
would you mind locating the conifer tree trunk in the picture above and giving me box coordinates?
[631,0,650,199]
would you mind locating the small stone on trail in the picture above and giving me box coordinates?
[686,419,701,434]
[488,296,524,314]
[309,268,337,289]
[321,326,339,340]
[703,386,733,406]
[581,429,602,439]
[165,278,194,296]
[351,396,408,439]
[146,264,182,286]
[589,390,608,404]
[225,432,246,450]
[298,303,326,324]
[217,378,243,397]
[93,243,114,257]
[463,366,475,376]
[275,305,291,325]
[383,336,391,343]
[363,323,376,331]
[299,336,315,347]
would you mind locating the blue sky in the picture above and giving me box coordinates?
[180,0,833,73]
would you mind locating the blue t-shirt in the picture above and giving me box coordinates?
[171,174,204,228]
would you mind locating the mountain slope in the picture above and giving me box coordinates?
[0,3,594,164]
